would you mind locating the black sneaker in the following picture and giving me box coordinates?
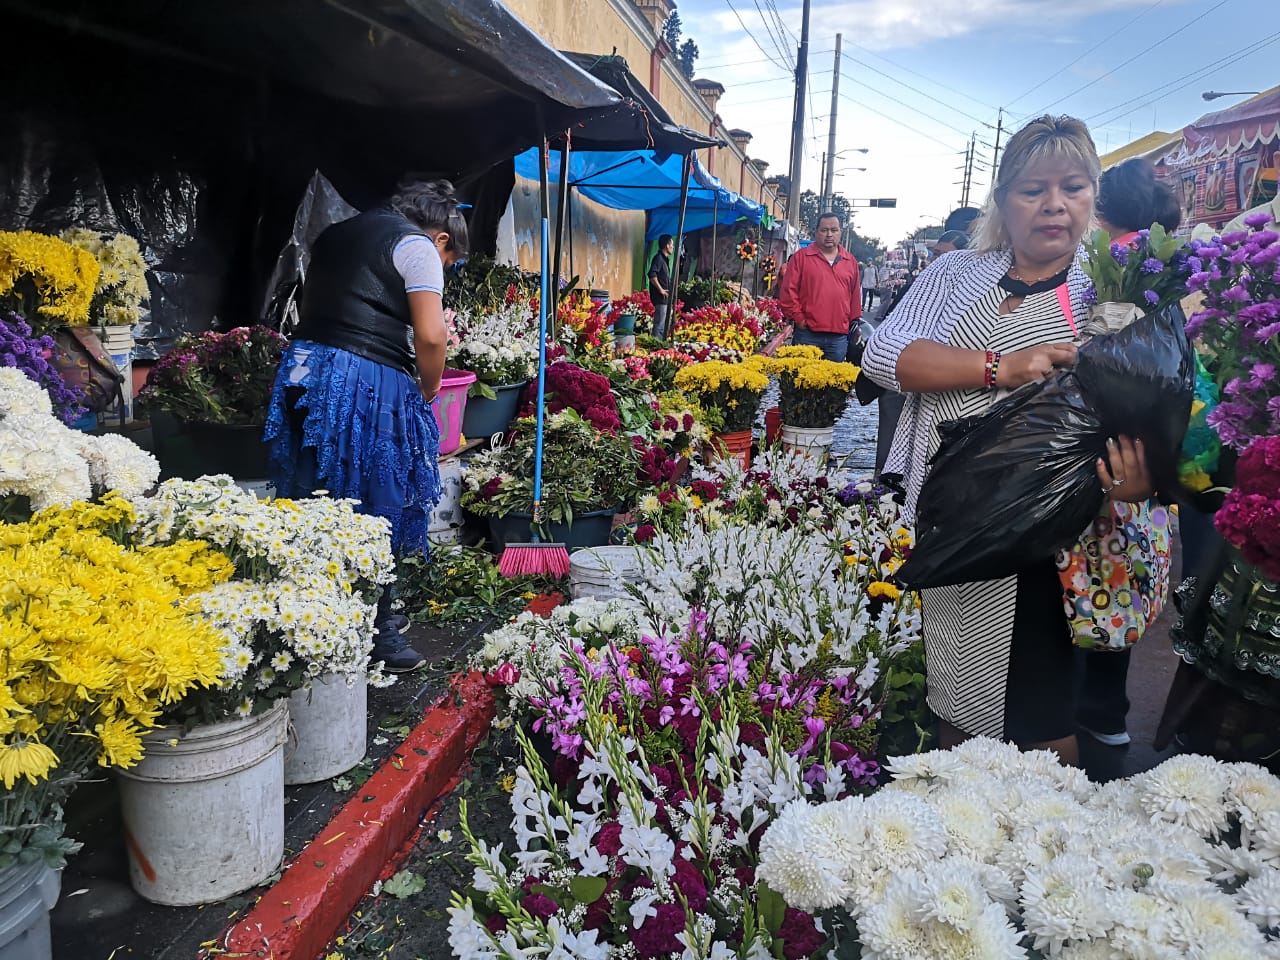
[389,613,411,635]
[371,638,426,673]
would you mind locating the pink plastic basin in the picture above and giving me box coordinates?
[432,369,477,455]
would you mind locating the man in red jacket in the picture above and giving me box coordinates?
[778,212,862,362]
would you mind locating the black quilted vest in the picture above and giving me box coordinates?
[294,208,427,377]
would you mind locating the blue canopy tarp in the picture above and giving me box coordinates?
[513,147,764,239]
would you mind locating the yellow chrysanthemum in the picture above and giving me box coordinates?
[868,581,902,601]
[95,717,145,768]
[0,738,59,789]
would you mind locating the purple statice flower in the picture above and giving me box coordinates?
[1188,256,1204,273]
[1250,244,1280,268]
[1221,285,1252,304]
[0,312,87,424]
[1207,401,1256,451]
[1257,322,1280,342]
[1250,363,1278,386]
[1222,231,1250,246]
[1111,242,1130,267]
[1184,313,1208,338]
[1245,211,1275,229]
[1082,284,1098,305]
[1138,229,1151,239]
[1141,258,1164,275]
[1143,289,1161,307]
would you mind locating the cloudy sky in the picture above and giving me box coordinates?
[675,0,1277,246]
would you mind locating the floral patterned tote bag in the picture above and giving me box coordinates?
[1056,499,1174,650]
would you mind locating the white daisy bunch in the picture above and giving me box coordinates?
[472,596,647,713]
[756,739,1280,959]
[447,299,539,386]
[131,476,394,592]
[0,368,160,508]
[192,574,389,712]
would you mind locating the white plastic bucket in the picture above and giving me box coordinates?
[0,862,59,960]
[570,545,646,601]
[116,701,287,906]
[284,673,367,785]
[98,325,134,423]
[429,458,466,545]
[780,423,834,461]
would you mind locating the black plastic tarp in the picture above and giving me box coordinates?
[0,0,630,354]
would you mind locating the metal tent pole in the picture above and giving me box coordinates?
[664,152,693,339]
[552,132,571,322]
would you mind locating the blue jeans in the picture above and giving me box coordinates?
[791,327,849,362]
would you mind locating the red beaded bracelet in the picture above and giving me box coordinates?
[983,350,1003,389]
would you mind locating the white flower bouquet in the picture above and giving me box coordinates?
[129,476,397,721]
[0,367,158,514]
[757,738,1280,959]
[447,298,539,397]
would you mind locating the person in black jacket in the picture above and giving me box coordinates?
[263,179,468,672]
[648,234,674,338]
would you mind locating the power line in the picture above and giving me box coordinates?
[844,56,993,128]
[842,39,1001,112]
[1004,0,1167,109]
[721,0,791,71]
[839,91,961,152]
[696,45,836,70]
[1087,30,1280,127]
[840,69,973,139]
[751,0,794,69]
[1030,0,1229,115]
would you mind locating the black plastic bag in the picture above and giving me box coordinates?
[897,304,1194,590]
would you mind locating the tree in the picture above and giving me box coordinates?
[662,11,682,50]
[796,190,886,261]
[909,224,944,241]
[678,39,699,79]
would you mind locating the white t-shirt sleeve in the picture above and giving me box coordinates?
[392,235,444,295]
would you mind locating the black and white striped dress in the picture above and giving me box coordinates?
[918,284,1075,738]
[862,249,1091,739]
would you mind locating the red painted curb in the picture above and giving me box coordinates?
[221,671,496,960]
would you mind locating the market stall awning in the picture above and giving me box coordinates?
[0,0,629,176]
[559,52,722,155]
[513,148,765,239]
[1162,86,1280,165]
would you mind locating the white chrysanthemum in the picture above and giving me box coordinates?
[1054,941,1118,960]
[1202,840,1266,884]
[857,871,931,960]
[861,791,948,871]
[1227,762,1280,827]
[1249,810,1280,865]
[1020,853,1113,953]
[756,801,856,911]
[885,749,966,788]
[910,858,993,932]
[1087,777,1149,820]
[80,433,160,497]
[1135,754,1233,838]
[0,367,53,416]
[1166,889,1268,953]
[931,786,1007,862]
[1237,868,1280,930]
[1106,888,1177,955]
[921,902,1028,960]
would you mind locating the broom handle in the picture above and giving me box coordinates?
[532,139,551,534]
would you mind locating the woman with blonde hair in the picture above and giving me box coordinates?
[862,116,1154,764]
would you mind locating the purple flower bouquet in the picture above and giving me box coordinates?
[0,311,86,424]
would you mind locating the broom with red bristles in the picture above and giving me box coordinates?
[498,142,570,579]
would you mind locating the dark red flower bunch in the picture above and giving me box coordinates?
[1216,435,1280,580]
[521,361,620,434]
[633,436,683,488]
[610,290,656,319]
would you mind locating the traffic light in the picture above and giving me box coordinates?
[869,198,897,208]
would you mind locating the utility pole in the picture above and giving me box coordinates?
[785,0,812,230]
[822,33,842,212]
[959,134,975,207]
[991,107,1005,176]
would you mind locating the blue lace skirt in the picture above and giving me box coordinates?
[263,340,441,554]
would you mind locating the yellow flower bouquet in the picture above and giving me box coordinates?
[673,358,770,433]
[60,228,151,328]
[1,496,231,867]
[758,347,861,428]
[0,230,99,336]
